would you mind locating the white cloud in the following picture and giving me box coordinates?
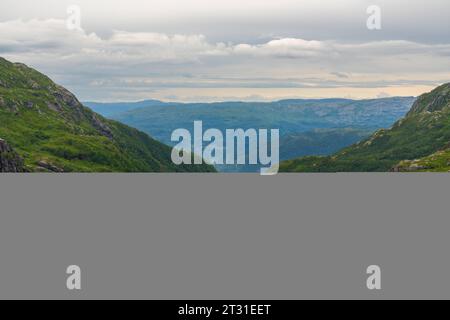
[234,38,331,58]
[0,19,449,101]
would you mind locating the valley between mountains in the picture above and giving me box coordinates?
[1,56,449,173]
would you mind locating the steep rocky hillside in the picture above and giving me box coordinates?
[0,57,215,172]
[280,83,450,172]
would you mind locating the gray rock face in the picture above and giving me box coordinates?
[0,138,24,172]
[91,113,113,139]
[408,83,450,115]
[36,160,64,173]
[49,85,114,139]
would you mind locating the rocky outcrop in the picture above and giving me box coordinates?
[91,113,113,139]
[0,138,24,172]
[36,160,64,172]
[391,147,450,172]
[49,85,114,139]
[390,163,429,172]
[407,83,450,115]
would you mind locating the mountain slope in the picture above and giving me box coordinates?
[280,83,450,172]
[393,148,450,172]
[0,57,215,172]
[280,128,372,161]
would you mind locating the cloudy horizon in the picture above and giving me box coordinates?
[1,0,449,102]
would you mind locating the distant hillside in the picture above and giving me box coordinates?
[280,83,450,172]
[88,96,414,172]
[0,57,215,172]
[280,128,372,161]
[210,128,371,173]
[93,98,414,136]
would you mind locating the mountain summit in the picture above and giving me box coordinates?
[280,83,450,172]
[407,83,450,115]
[0,57,215,172]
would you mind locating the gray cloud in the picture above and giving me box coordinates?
[1,0,449,43]
[0,13,449,101]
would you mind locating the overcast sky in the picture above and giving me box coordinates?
[1,0,449,102]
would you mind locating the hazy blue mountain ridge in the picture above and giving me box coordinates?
[85,97,414,172]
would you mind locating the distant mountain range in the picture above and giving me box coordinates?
[86,98,414,133]
[85,97,414,172]
[280,83,450,172]
[83,100,168,118]
[0,57,215,172]
[4,56,438,174]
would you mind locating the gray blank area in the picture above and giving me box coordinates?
[0,174,449,299]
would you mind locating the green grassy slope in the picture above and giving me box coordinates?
[0,57,215,172]
[280,83,450,172]
[393,148,450,172]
